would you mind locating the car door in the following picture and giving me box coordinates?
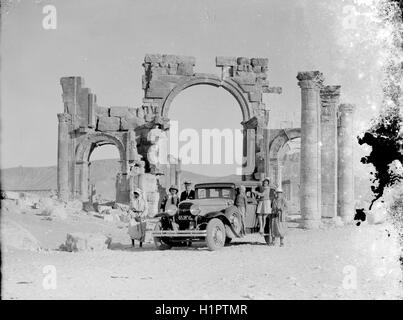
[244,188,258,231]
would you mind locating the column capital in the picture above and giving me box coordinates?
[242,116,259,129]
[297,71,324,89]
[57,113,72,123]
[321,85,341,108]
[320,85,341,99]
[338,103,355,114]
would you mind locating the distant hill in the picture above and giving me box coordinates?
[1,158,372,203]
[1,159,242,200]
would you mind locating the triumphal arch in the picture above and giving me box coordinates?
[57,54,355,228]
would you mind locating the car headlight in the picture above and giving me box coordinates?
[189,205,201,216]
[165,205,177,216]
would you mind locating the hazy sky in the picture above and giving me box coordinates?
[1,0,386,176]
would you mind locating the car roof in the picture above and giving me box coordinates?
[194,181,262,189]
[195,182,236,189]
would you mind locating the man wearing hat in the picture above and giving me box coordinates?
[180,180,195,202]
[181,181,195,202]
[269,187,288,247]
[160,185,180,212]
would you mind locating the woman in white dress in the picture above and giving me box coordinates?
[253,177,272,235]
[128,188,147,247]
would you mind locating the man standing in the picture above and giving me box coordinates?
[270,187,288,247]
[180,180,195,202]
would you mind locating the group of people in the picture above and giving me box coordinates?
[235,177,287,247]
[126,177,287,248]
[127,181,195,248]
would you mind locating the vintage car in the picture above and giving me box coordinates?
[151,182,275,250]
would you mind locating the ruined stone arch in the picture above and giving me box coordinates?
[268,128,301,184]
[74,132,127,201]
[75,132,126,164]
[160,75,252,121]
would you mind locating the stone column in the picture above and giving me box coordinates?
[241,117,258,180]
[175,159,182,193]
[320,86,341,219]
[57,113,71,201]
[337,103,355,223]
[78,161,89,201]
[277,163,283,190]
[297,71,324,229]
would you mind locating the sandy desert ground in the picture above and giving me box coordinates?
[1,197,402,300]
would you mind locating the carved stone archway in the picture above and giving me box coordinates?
[74,132,127,201]
[142,54,283,180]
[268,128,301,186]
[160,75,251,121]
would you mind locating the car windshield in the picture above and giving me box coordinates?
[196,188,233,199]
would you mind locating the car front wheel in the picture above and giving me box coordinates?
[206,218,226,251]
[153,221,172,250]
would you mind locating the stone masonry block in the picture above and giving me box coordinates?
[145,80,176,99]
[145,54,162,64]
[252,66,262,73]
[167,63,178,75]
[251,58,268,67]
[239,84,257,93]
[176,63,194,76]
[162,54,179,64]
[232,73,257,85]
[216,56,237,66]
[95,106,109,116]
[97,116,121,131]
[121,116,145,130]
[248,91,262,102]
[237,57,250,65]
[110,106,129,117]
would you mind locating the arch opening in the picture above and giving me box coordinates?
[88,144,121,202]
[168,84,244,178]
[74,133,127,202]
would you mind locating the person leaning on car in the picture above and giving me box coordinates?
[180,180,195,202]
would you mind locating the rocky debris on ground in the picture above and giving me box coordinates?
[1,219,41,251]
[60,232,112,252]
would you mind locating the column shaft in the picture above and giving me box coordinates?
[57,113,71,201]
[320,86,341,219]
[297,71,324,229]
[337,104,355,222]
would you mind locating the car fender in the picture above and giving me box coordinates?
[154,212,173,218]
[204,211,241,238]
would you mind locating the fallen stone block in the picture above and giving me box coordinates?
[1,191,21,200]
[110,106,129,117]
[97,205,111,214]
[2,219,41,251]
[113,203,130,212]
[64,232,112,252]
[97,116,120,131]
[66,199,83,211]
